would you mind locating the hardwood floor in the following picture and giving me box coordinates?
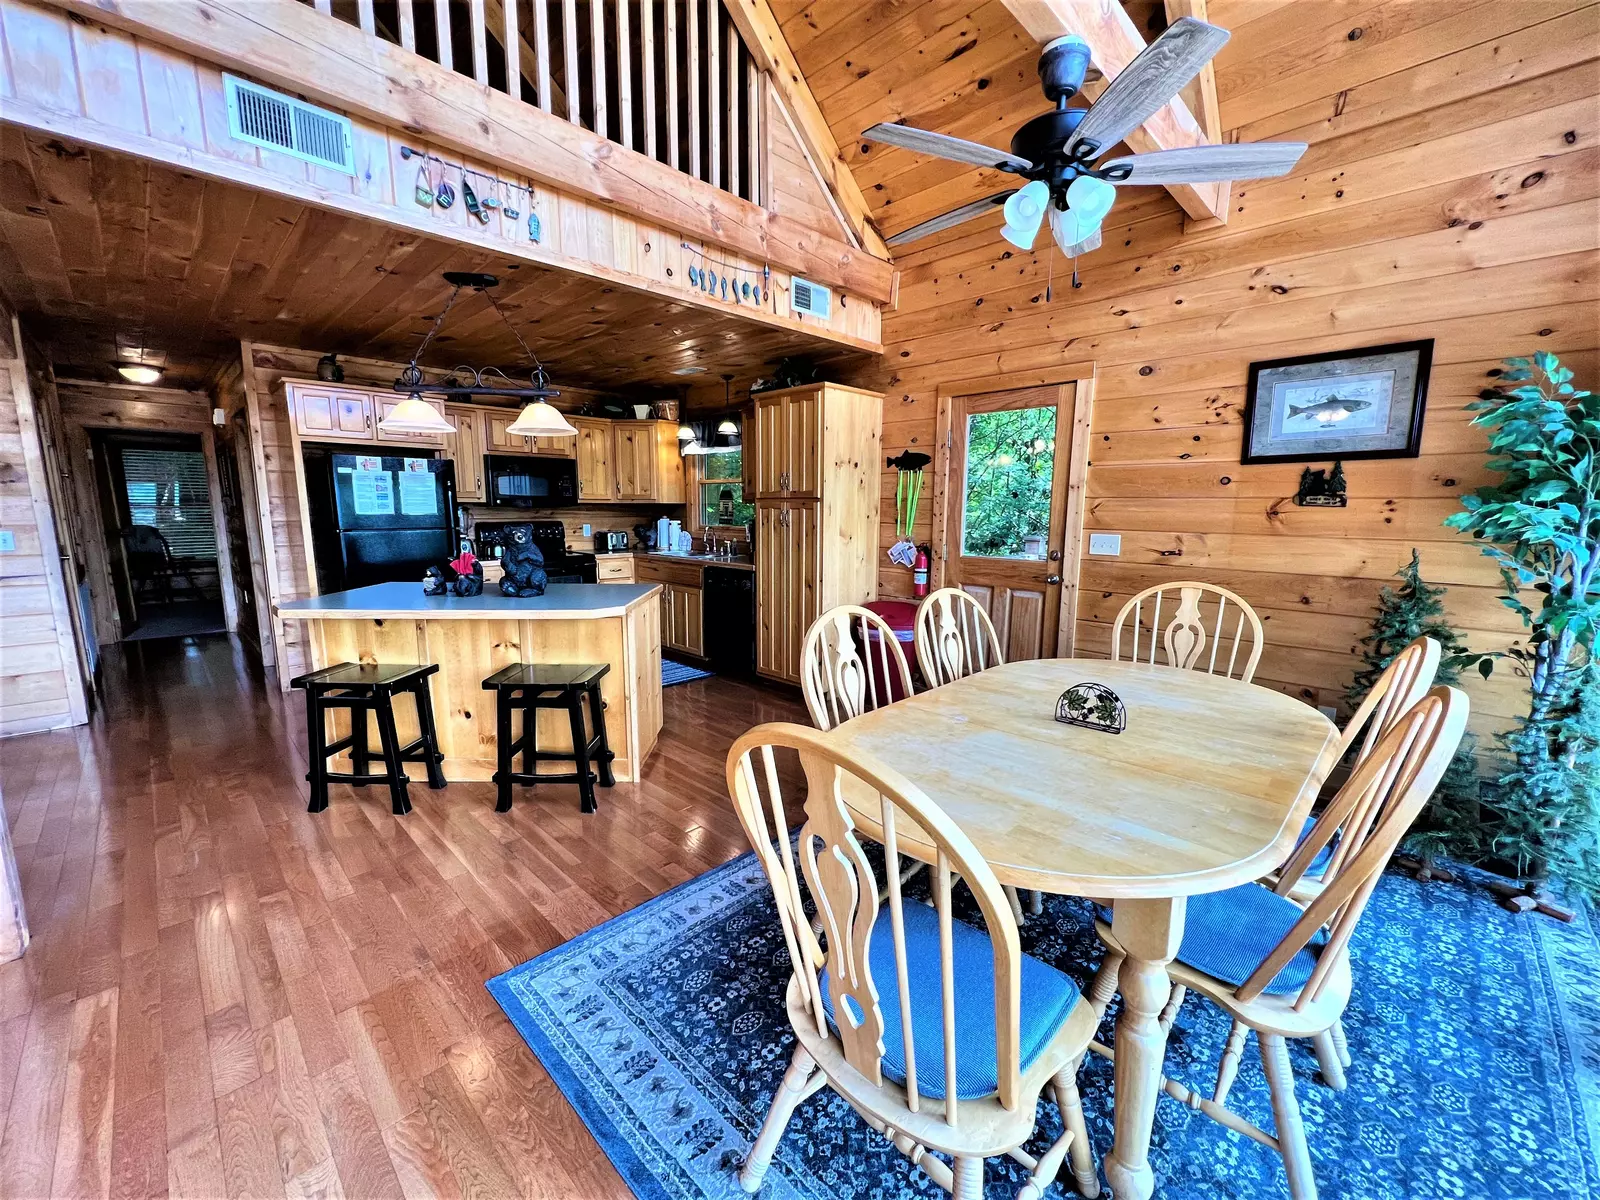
[0,634,806,1199]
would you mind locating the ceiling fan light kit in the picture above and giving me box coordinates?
[866,19,1307,257]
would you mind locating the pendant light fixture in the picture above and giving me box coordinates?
[714,375,741,450]
[384,272,576,438]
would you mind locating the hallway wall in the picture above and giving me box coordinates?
[863,0,1598,741]
[0,305,87,735]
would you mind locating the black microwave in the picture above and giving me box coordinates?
[484,454,579,508]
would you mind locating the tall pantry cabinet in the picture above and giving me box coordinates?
[750,383,882,684]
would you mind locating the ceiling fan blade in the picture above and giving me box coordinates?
[1098,142,1308,184]
[884,192,1018,247]
[1069,17,1232,156]
[862,123,1033,174]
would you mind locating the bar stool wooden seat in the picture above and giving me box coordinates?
[290,662,446,815]
[482,663,616,814]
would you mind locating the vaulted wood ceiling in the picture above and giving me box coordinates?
[0,129,872,392]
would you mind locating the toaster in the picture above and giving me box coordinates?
[593,530,629,552]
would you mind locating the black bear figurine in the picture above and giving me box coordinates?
[498,524,548,597]
[452,560,484,597]
[422,566,448,596]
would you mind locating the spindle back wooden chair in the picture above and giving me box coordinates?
[800,606,915,732]
[915,588,1004,688]
[1088,686,1468,1200]
[727,724,1100,1199]
[1111,582,1265,684]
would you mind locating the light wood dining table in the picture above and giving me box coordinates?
[827,658,1340,1200]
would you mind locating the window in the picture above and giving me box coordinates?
[121,448,218,558]
[696,450,755,529]
[960,406,1056,559]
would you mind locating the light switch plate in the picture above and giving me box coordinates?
[1088,532,1121,556]
[582,523,592,537]
[1317,704,1339,721]
[0,530,14,552]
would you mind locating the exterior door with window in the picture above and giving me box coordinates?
[944,384,1077,661]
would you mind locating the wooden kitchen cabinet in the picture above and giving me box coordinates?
[669,584,703,656]
[442,405,485,502]
[595,555,635,582]
[636,555,702,656]
[755,502,819,684]
[749,383,882,684]
[484,411,532,453]
[573,417,613,501]
[752,386,821,497]
[289,384,374,442]
[612,421,683,503]
[375,395,448,445]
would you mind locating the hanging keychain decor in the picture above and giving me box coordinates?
[886,450,930,567]
[462,176,487,223]
[414,159,433,208]
[435,172,456,209]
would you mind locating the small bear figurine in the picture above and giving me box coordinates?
[422,566,448,596]
[498,524,548,597]
[450,551,484,597]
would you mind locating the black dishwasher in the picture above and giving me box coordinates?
[702,567,756,677]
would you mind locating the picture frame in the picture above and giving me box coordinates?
[1240,339,1433,465]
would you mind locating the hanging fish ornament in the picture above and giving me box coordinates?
[720,276,728,300]
[462,176,487,223]
[414,162,434,207]
[742,281,751,300]
[435,176,456,208]
[527,210,541,241]
[707,270,717,293]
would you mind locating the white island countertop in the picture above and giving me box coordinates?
[276,581,661,621]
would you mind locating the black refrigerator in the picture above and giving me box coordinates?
[305,450,457,593]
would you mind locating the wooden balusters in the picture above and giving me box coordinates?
[534,0,552,111]
[642,0,658,158]
[502,0,519,97]
[665,0,680,169]
[708,0,721,188]
[468,0,489,84]
[590,0,608,137]
[688,0,701,177]
[356,0,376,35]
[434,0,453,71]
[747,53,761,204]
[617,0,633,150]
[397,0,416,52]
[727,22,739,196]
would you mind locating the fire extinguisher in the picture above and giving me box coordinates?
[912,545,930,598]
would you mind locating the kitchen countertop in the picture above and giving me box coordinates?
[276,581,661,620]
[608,551,756,572]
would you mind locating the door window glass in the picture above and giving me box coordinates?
[960,407,1056,558]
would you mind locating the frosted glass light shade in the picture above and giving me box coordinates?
[505,400,578,437]
[1000,180,1050,251]
[378,395,456,434]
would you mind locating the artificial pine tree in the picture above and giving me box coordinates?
[1347,550,1488,864]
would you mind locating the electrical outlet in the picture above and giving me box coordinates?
[0,530,14,552]
[1088,532,1121,556]
[1317,704,1339,721]
[582,523,592,537]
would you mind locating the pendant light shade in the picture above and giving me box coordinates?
[505,400,578,438]
[677,423,696,441]
[378,393,456,435]
[716,418,739,435]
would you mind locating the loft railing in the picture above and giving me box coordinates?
[307,0,765,205]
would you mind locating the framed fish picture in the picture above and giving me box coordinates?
[1240,340,1433,464]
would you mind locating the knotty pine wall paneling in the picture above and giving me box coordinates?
[859,0,1600,742]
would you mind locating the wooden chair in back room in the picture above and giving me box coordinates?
[1111,581,1265,684]
[727,724,1102,1199]
[1087,686,1468,1200]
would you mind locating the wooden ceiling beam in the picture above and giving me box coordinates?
[721,0,892,261]
[50,0,896,303]
[1000,0,1229,222]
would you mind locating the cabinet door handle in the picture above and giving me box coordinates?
[1046,574,1062,585]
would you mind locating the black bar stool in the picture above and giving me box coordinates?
[290,662,447,815]
[482,663,615,814]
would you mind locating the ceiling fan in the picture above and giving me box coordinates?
[862,18,1307,255]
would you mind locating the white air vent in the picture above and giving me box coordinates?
[224,75,354,174]
[791,277,833,320]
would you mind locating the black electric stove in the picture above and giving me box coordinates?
[475,520,597,584]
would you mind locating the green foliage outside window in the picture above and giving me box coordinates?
[698,450,755,528]
[961,407,1056,557]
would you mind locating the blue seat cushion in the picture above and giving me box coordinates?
[818,900,1080,1100]
[1099,883,1325,997]
[1298,815,1336,878]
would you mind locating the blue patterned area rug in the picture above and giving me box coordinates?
[663,659,715,687]
[487,853,1600,1200]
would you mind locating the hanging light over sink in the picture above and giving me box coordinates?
[378,392,457,435]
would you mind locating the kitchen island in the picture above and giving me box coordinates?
[276,582,662,783]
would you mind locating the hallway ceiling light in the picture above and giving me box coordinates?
[118,364,162,384]
[392,271,575,438]
[379,393,457,435]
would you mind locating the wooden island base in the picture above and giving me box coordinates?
[279,584,663,783]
